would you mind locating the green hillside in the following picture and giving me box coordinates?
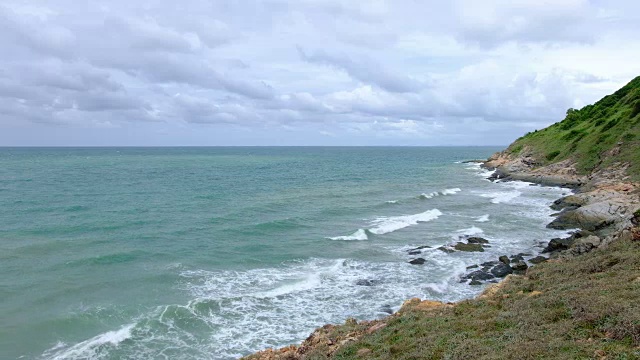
[505,76,640,180]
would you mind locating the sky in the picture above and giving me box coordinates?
[0,0,639,146]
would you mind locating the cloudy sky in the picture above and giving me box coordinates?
[1,0,639,146]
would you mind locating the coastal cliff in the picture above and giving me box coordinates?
[244,77,640,359]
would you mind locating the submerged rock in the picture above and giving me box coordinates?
[454,242,485,252]
[408,258,426,265]
[437,246,455,253]
[407,250,421,255]
[467,237,490,244]
[356,279,380,286]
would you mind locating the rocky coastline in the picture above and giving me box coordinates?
[244,151,640,360]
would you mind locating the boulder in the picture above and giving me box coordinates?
[498,255,510,265]
[437,246,455,253]
[454,242,485,252]
[510,254,525,262]
[356,279,380,286]
[409,245,432,251]
[462,270,495,282]
[511,261,528,271]
[379,305,394,315]
[481,261,499,267]
[490,263,513,278]
[467,237,490,244]
[550,195,587,211]
[408,258,426,265]
[542,237,574,253]
[529,256,548,264]
[547,201,620,232]
[407,250,421,255]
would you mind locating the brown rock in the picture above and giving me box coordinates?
[357,348,372,357]
[366,323,387,334]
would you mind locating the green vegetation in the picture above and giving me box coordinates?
[301,237,640,359]
[508,76,640,180]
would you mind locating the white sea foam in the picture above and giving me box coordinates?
[368,209,443,235]
[255,273,323,298]
[171,255,475,359]
[475,214,490,222]
[329,229,369,241]
[386,200,398,204]
[420,188,461,199]
[441,188,462,195]
[45,324,135,360]
[479,190,522,204]
[464,162,495,178]
[419,191,439,199]
[454,226,484,238]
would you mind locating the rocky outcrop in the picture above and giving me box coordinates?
[484,145,640,267]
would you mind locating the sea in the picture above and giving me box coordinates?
[0,147,573,360]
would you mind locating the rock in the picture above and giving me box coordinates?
[356,279,379,286]
[467,237,489,244]
[408,258,426,265]
[407,250,421,255]
[498,255,510,264]
[542,237,574,253]
[466,264,479,269]
[547,201,620,232]
[469,280,482,286]
[511,261,528,271]
[569,242,595,256]
[490,263,513,278]
[409,245,432,251]
[510,254,525,262]
[437,246,455,253]
[365,323,386,334]
[550,195,587,211]
[529,256,548,264]
[454,242,485,252]
[461,270,494,282]
[379,305,393,314]
[561,235,601,257]
[481,261,498,267]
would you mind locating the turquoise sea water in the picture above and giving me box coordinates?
[0,147,572,359]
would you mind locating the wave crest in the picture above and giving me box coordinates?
[369,209,442,235]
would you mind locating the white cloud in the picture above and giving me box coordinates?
[0,0,639,145]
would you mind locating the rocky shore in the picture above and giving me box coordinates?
[484,148,638,249]
[244,151,640,360]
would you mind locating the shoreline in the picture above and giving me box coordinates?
[244,155,640,359]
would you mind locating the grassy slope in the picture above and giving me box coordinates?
[303,237,640,359]
[504,76,640,180]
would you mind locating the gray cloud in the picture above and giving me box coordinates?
[0,0,639,145]
[298,47,427,93]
